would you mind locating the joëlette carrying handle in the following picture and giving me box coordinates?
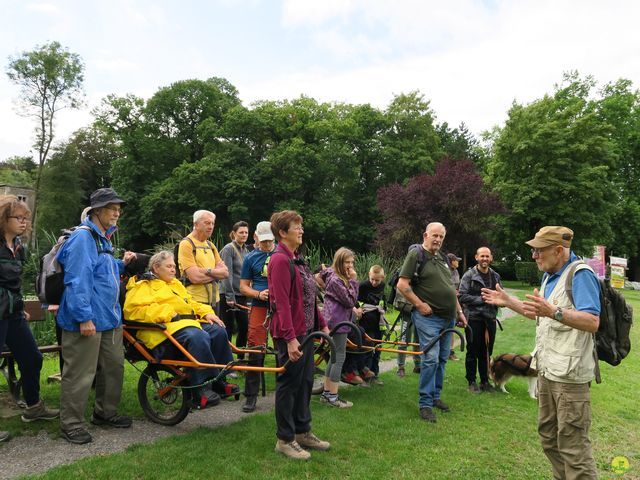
[328,321,363,348]
[422,328,466,355]
[281,331,337,369]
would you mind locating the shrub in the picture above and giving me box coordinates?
[515,262,542,285]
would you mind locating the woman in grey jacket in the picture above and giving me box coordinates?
[219,221,250,357]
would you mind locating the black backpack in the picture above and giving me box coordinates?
[387,244,428,307]
[565,261,633,370]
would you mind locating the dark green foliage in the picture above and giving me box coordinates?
[514,262,542,285]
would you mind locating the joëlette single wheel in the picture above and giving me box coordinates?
[138,364,190,426]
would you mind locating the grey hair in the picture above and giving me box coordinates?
[425,222,446,234]
[193,210,215,224]
[149,250,174,273]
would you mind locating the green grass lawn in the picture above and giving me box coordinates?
[3,288,639,479]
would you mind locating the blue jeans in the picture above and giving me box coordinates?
[153,323,233,386]
[412,310,454,408]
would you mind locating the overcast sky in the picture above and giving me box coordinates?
[1,0,639,161]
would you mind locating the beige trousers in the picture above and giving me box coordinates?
[537,375,597,480]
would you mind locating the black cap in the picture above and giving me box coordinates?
[88,188,126,213]
[447,253,462,262]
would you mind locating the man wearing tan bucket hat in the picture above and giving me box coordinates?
[481,226,601,480]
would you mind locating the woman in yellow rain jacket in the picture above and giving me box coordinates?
[124,250,239,408]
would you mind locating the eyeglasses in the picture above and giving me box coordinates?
[104,205,122,214]
[290,226,304,232]
[9,216,30,223]
[531,246,554,257]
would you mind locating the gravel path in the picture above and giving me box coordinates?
[1,299,520,479]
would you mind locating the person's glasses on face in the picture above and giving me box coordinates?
[9,215,30,223]
[105,205,122,214]
[531,246,553,257]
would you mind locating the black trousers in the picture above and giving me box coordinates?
[0,314,43,406]
[465,317,497,385]
[244,352,264,398]
[274,335,314,442]
[220,295,248,357]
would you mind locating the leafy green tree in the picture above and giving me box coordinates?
[598,79,640,278]
[486,73,617,257]
[381,91,442,183]
[6,41,85,231]
[37,145,84,238]
[0,156,36,187]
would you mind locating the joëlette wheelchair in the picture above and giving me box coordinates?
[311,320,467,392]
[123,320,336,426]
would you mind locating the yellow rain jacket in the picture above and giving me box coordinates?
[124,275,214,349]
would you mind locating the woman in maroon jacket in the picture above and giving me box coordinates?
[267,210,330,461]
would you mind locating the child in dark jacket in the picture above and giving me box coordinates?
[357,265,386,385]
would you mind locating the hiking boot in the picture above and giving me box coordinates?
[413,365,421,374]
[419,407,437,423]
[468,382,481,394]
[61,427,93,445]
[396,367,406,378]
[21,400,59,422]
[480,382,496,393]
[434,399,450,412]
[242,396,257,413]
[369,376,385,386]
[448,352,459,361]
[295,431,331,451]
[0,431,10,442]
[341,371,364,385]
[275,439,311,460]
[212,380,240,397]
[320,394,353,408]
[360,367,376,380]
[193,387,221,409]
[91,412,132,428]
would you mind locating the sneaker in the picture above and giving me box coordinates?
[212,380,240,397]
[295,431,331,451]
[193,387,221,409]
[448,352,459,361]
[341,372,364,385]
[21,400,59,422]
[468,382,481,394]
[61,427,93,445]
[413,365,421,374]
[0,431,10,442]
[369,376,385,386]
[320,394,353,408]
[480,382,496,393]
[275,439,311,460]
[91,412,133,428]
[396,367,406,378]
[242,396,257,413]
[360,367,376,380]
[419,406,437,423]
[433,399,450,412]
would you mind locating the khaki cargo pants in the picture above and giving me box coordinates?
[538,376,597,480]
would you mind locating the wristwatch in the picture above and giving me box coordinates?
[553,307,564,322]
[206,268,212,276]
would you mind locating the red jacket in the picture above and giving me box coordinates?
[267,243,326,341]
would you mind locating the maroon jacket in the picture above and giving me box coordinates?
[267,243,326,341]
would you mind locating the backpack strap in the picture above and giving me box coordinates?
[78,226,113,256]
[563,259,602,384]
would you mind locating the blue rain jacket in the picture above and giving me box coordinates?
[55,219,124,332]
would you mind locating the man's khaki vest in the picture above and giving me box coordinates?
[533,263,596,384]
